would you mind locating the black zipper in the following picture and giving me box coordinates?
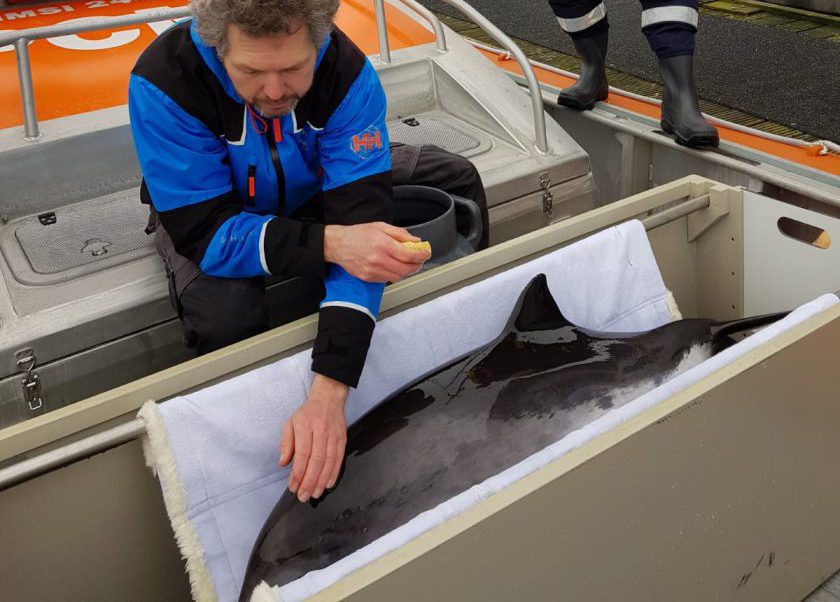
[266,117,286,216]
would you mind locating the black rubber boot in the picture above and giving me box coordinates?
[557,30,609,111]
[658,53,719,148]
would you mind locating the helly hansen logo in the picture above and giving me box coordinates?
[351,127,383,158]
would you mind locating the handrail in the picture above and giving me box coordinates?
[2,2,542,150]
[373,0,391,63]
[373,0,448,63]
[421,0,549,154]
[641,194,710,230]
[0,7,191,46]
[2,7,192,141]
[398,0,447,53]
[370,0,547,153]
[1,1,450,142]
[0,418,146,491]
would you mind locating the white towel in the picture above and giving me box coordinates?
[140,219,835,602]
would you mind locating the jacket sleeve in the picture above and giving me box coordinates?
[128,74,326,279]
[310,59,393,387]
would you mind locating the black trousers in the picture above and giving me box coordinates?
[154,144,488,355]
[548,0,699,57]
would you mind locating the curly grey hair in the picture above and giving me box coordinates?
[191,0,340,56]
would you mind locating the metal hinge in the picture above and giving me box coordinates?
[15,349,43,411]
[539,172,554,218]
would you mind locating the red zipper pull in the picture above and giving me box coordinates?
[247,165,256,206]
[272,117,282,143]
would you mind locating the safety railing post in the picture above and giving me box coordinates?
[374,0,392,64]
[398,0,447,52]
[0,6,191,142]
[14,38,41,142]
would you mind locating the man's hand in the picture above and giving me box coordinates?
[279,374,350,503]
[324,222,431,283]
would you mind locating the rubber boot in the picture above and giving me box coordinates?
[557,30,609,111]
[658,53,719,148]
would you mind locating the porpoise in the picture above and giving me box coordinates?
[239,274,784,599]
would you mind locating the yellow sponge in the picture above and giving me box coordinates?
[401,240,432,255]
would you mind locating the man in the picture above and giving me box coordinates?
[128,0,488,504]
[549,0,719,148]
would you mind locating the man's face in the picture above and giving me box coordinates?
[222,21,318,118]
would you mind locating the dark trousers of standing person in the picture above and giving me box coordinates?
[151,144,488,355]
[548,0,719,147]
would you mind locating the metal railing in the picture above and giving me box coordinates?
[400,0,448,53]
[0,0,449,142]
[3,0,545,152]
[372,0,549,153]
[0,418,146,491]
[1,7,192,141]
[373,0,448,63]
[444,0,548,153]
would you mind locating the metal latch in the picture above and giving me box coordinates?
[539,172,554,218]
[15,349,43,411]
[38,211,57,226]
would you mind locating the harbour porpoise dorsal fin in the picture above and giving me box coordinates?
[506,274,574,334]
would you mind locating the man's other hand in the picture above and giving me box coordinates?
[279,374,350,503]
[324,222,431,283]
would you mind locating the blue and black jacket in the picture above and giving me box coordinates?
[128,20,392,387]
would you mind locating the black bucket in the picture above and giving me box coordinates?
[393,185,483,270]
